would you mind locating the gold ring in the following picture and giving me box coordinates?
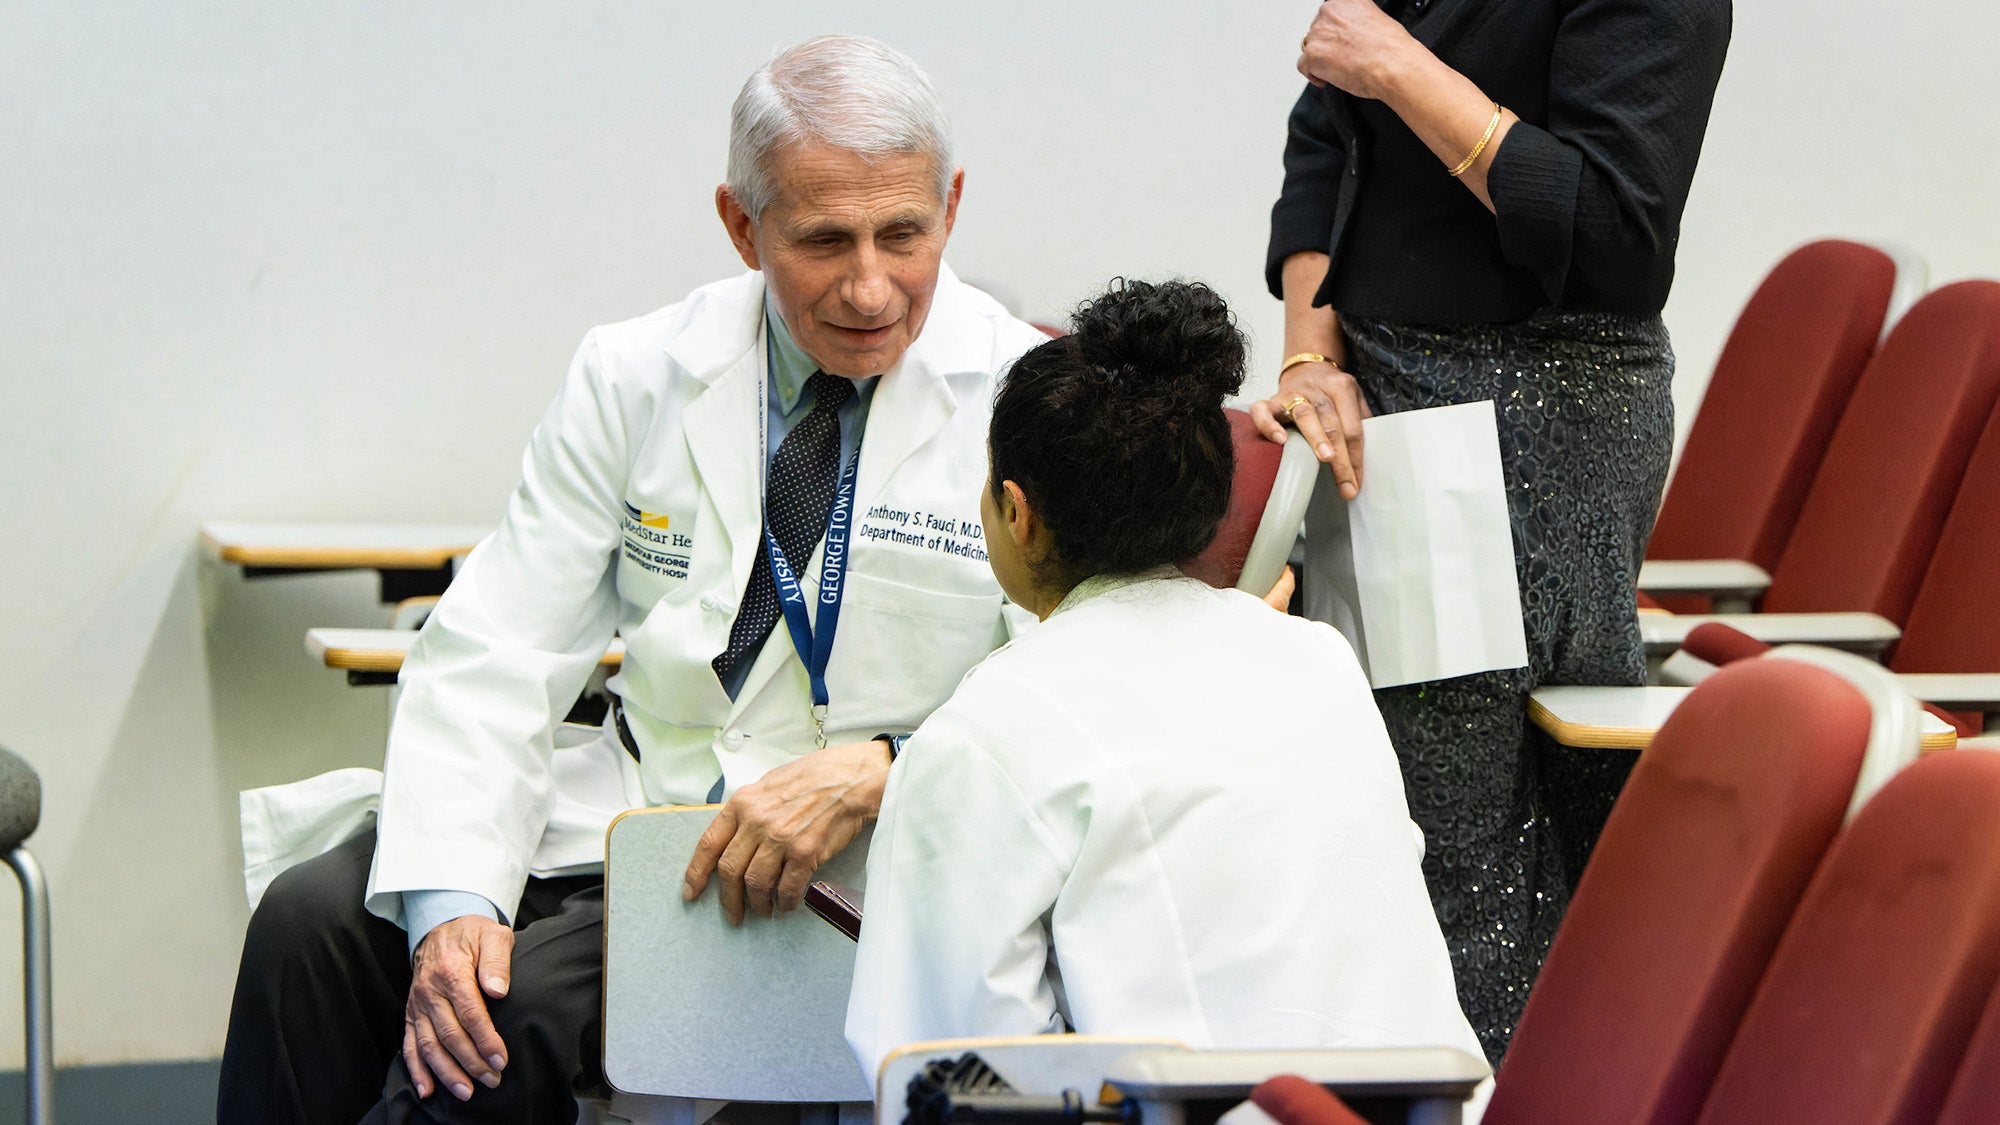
[1282,395,1311,417]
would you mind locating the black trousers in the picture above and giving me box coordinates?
[218,831,606,1124]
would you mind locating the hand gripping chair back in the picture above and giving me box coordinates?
[1647,240,1902,600]
[1481,657,1874,1125]
[1693,749,2000,1123]
[1759,279,2000,625]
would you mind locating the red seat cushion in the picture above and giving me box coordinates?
[1182,409,1283,589]
[1484,659,1870,1124]
[1696,751,2000,1123]
[1251,1075,1370,1125]
[1680,620,1774,666]
[1894,404,2000,679]
[1762,280,2000,624]
[1681,621,1980,738]
[1939,968,2000,1123]
[1648,241,1895,604]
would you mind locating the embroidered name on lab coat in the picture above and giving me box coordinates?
[860,504,987,562]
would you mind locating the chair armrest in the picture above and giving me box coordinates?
[1636,559,1773,607]
[1641,613,1901,659]
[1237,432,1319,597]
[1893,673,2000,712]
[1103,1047,1488,1106]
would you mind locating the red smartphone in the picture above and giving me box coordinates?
[804,880,863,941]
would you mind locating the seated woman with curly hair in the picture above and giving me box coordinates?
[845,279,1479,1078]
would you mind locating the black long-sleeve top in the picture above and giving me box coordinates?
[1266,0,1732,324]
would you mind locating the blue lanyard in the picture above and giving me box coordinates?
[764,448,859,747]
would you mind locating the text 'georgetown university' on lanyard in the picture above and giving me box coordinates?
[765,452,857,748]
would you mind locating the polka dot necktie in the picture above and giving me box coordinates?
[712,371,857,685]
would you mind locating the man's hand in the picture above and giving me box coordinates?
[403,916,513,1103]
[682,739,891,925]
[1249,361,1373,500]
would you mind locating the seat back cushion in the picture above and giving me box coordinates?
[1894,404,2000,678]
[1183,408,1285,589]
[1649,240,1893,582]
[1763,280,2000,622]
[1483,659,1870,1125]
[1696,750,2000,1123]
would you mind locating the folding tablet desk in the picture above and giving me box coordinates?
[306,627,625,687]
[1530,684,1959,752]
[602,806,873,1116]
[1639,612,1901,660]
[200,521,490,601]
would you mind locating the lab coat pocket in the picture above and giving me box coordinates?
[829,570,1006,733]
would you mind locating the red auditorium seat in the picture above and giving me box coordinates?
[1223,695,1998,1125]
[1938,965,2000,1123]
[1882,397,2000,733]
[1479,658,1872,1124]
[1183,409,1287,590]
[1756,279,2000,624]
[1240,657,1879,1125]
[1250,1074,1370,1125]
[1646,240,1902,611]
[1679,391,2000,736]
[1693,750,2000,1123]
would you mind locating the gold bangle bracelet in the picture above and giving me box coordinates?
[1280,352,1336,375]
[1448,103,1503,178]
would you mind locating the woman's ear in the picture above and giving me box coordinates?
[999,480,1041,555]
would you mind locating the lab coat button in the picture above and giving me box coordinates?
[723,729,746,750]
[700,594,727,613]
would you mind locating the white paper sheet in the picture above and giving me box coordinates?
[1302,400,1528,688]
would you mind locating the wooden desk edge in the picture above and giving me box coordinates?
[313,646,625,674]
[207,541,473,570]
[1528,698,1958,753]
[1525,698,1653,750]
[1921,728,1960,752]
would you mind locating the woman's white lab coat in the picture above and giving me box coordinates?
[847,574,1482,1082]
[333,266,1045,924]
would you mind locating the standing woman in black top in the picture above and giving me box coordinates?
[1249,0,1730,1063]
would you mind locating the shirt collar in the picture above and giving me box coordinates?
[1048,565,1189,618]
[765,299,819,415]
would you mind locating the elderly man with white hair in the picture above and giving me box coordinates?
[218,35,1045,1123]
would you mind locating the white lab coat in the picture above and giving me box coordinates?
[846,574,1483,1084]
[247,266,1042,925]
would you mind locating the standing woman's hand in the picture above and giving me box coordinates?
[1297,0,1421,99]
[1249,361,1373,500]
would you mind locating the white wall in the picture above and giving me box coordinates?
[0,1,1993,1067]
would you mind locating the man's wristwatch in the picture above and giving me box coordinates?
[873,732,912,762]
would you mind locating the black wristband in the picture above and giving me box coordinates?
[873,732,912,762]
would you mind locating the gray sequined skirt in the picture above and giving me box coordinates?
[1341,309,1675,1063]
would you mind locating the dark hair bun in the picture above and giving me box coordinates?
[1069,278,1246,409]
[988,278,1247,583]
